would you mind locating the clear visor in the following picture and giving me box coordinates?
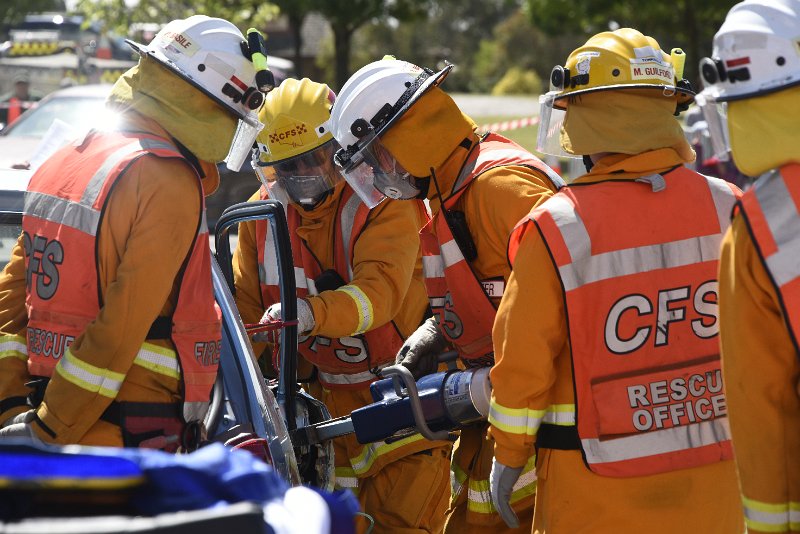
[336,132,416,209]
[225,112,265,172]
[695,93,730,162]
[536,92,580,159]
[253,139,344,208]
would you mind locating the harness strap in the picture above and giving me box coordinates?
[536,423,580,451]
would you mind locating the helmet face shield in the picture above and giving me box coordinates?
[536,92,580,158]
[253,138,343,208]
[225,112,265,171]
[695,92,730,162]
[335,132,418,208]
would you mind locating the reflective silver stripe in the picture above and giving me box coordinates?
[183,401,208,423]
[422,254,445,279]
[741,496,800,531]
[133,344,180,380]
[0,336,28,358]
[513,463,538,492]
[440,239,464,268]
[429,296,446,307]
[581,418,730,464]
[336,284,374,334]
[55,349,124,398]
[542,404,576,425]
[340,193,363,280]
[559,234,724,291]
[705,175,738,234]
[81,139,177,206]
[318,363,391,385]
[24,191,102,234]
[454,147,544,192]
[754,172,800,287]
[541,195,592,263]
[260,222,280,286]
[335,476,359,490]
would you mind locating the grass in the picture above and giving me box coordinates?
[473,114,540,154]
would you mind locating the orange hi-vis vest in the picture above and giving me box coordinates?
[738,164,800,353]
[420,132,564,362]
[22,130,221,423]
[510,167,739,477]
[257,185,409,389]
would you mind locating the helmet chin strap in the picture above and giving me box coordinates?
[582,155,595,172]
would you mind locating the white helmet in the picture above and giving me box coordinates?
[126,16,273,170]
[697,0,800,159]
[330,58,452,208]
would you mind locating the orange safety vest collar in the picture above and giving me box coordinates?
[22,130,221,423]
[421,132,564,362]
[514,167,738,477]
[257,186,407,389]
[737,164,800,354]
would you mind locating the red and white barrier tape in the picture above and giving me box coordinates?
[479,115,539,133]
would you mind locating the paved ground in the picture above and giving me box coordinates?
[450,93,539,118]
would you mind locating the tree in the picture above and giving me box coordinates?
[1,0,65,36]
[526,0,739,88]
[312,0,432,90]
[271,0,313,77]
[71,0,279,38]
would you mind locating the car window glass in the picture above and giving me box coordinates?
[6,97,112,138]
[0,223,21,272]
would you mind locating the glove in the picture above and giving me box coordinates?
[254,298,315,342]
[395,316,448,379]
[490,457,523,529]
[0,410,42,443]
[1,409,33,429]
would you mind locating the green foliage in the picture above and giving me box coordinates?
[525,0,740,88]
[492,67,543,95]
[70,0,279,36]
[1,0,64,34]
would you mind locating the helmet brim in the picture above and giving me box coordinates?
[553,83,695,110]
[125,38,252,122]
[375,63,453,137]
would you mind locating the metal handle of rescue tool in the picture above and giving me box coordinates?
[380,364,452,442]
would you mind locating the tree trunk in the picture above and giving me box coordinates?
[289,13,305,78]
[333,24,352,91]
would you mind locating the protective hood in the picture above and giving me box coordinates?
[560,90,694,162]
[107,55,238,163]
[728,85,800,177]
[380,87,477,180]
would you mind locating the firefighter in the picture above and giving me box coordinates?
[487,29,745,533]
[233,77,451,533]
[700,1,800,532]
[0,16,265,449]
[329,58,563,533]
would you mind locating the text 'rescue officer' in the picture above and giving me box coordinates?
[699,1,800,532]
[233,78,451,533]
[329,57,563,533]
[487,28,745,533]
[0,16,266,448]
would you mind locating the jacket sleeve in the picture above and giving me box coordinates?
[488,221,566,468]
[34,155,202,443]
[307,199,426,339]
[719,214,800,534]
[0,233,32,424]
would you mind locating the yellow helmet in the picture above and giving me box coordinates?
[253,78,343,209]
[256,77,335,164]
[549,28,694,110]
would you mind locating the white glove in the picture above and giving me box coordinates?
[395,316,448,379]
[490,457,523,529]
[0,410,42,443]
[1,409,33,429]
[254,299,315,342]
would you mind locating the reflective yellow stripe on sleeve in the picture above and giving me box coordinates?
[451,462,467,500]
[132,342,180,380]
[0,334,27,361]
[55,349,124,398]
[334,466,360,495]
[542,403,576,426]
[488,401,543,436]
[466,454,537,514]
[350,433,426,476]
[742,496,800,533]
[336,284,374,334]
